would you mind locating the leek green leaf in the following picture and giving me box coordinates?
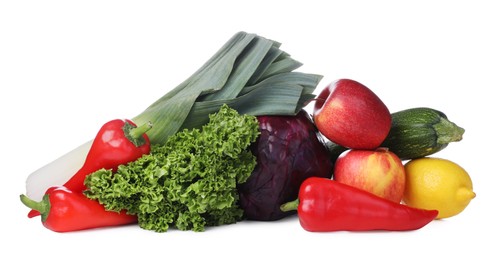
[133,31,322,145]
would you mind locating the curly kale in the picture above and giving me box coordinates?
[84,104,259,232]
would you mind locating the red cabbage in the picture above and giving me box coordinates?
[238,110,333,221]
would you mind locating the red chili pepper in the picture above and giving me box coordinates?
[20,186,137,232]
[281,177,438,232]
[28,119,151,218]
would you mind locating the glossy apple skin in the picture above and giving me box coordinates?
[313,79,391,149]
[333,148,405,203]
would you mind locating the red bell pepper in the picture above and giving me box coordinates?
[20,186,137,232]
[28,119,151,218]
[281,177,438,232]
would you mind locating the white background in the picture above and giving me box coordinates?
[1,0,500,259]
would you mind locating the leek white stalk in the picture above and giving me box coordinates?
[25,140,91,201]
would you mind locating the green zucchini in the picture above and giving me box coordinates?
[326,107,465,161]
[380,107,464,160]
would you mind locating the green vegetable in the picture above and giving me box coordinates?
[84,104,260,232]
[380,107,464,160]
[326,107,465,161]
[132,31,322,144]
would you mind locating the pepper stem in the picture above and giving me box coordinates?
[123,121,153,147]
[20,194,50,222]
[280,198,299,212]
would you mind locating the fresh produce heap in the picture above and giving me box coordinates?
[20,31,475,233]
[282,78,473,231]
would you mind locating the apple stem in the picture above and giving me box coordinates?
[303,97,323,107]
[310,97,326,103]
[376,147,389,152]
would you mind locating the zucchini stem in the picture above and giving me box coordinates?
[434,117,465,144]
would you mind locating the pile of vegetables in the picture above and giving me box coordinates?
[21,31,328,232]
[20,31,468,233]
[25,31,322,202]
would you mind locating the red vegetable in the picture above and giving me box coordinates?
[281,177,438,232]
[20,186,137,232]
[28,119,151,218]
[64,119,152,192]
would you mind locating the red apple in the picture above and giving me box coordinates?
[313,79,391,149]
[333,148,405,203]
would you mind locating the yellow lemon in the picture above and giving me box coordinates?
[403,157,476,219]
